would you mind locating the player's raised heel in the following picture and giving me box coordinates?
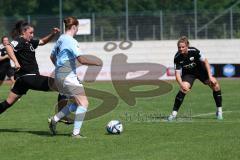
[48,117,57,135]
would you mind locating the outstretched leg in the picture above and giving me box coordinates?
[0,91,21,114]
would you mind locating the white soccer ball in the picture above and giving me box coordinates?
[106,120,123,134]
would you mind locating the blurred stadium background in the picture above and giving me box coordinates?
[1,0,239,80]
[0,0,240,41]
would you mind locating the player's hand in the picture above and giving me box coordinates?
[14,62,21,71]
[52,28,60,35]
[180,83,190,92]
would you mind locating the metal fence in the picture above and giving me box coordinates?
[0,9,240,41]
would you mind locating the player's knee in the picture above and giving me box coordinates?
[181,88,190,94]
[181,82,191,93]
[210,79,220,91]
[213,83,220,91]
[83,100,89,108]
[78,99,89,108]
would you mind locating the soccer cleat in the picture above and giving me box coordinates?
[59,119,74,125]
[216,112,223,120]
[167,115,176,121]
[48,117,57,135]
[71,134,87,139]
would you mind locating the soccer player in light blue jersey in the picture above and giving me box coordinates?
[48,16,102,138]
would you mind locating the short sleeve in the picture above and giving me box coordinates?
[174,59,182,71]
[193,48,206,62]
[10,40,21,52]
[30,39,40,49]
[71,40,83,57]
[198,51,206,61]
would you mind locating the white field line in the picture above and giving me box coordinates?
[192,111,234,117]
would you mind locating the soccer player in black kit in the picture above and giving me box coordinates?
[0,20,60,114]
[168,36,223,121]
[0,36,15,85]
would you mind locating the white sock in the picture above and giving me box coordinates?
[172,111,178,117]
[217,107,222,113]
[73,106,87,135]
[53,115,60,122]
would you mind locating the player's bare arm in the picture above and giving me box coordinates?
[39,28,60,46]
[203,58,217,85]
[175,70,189,92]
[5,44,20,70]
[77,56,102,66]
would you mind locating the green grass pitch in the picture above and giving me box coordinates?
[0,79,239,160]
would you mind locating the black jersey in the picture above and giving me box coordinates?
[10,37,40,78]
[0,44,11,67]
[174,47,206,75]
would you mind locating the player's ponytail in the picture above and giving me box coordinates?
[63,16,79,31]
[11,20,33,39]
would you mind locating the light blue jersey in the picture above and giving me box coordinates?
[51,34,83,76]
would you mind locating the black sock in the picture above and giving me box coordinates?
[58,94,67,102]
[213,90,222,107]
[57,94,68,112]
[173,91,186,111]
[0,101,11,114]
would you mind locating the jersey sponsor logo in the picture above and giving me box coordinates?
[190,57,194,61]
[30,44,35,52]
[11,41,18,47]
[183,62,196,69]
[180,61,184,64]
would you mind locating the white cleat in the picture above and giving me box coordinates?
[167,115,176,121]
[216,112,223,120]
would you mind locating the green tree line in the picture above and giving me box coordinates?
[0,0,239,17]
[0,0,239,40]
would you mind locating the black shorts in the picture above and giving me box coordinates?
[182,69,209,87]
[11,74,55,95]
[0,66,15,81]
